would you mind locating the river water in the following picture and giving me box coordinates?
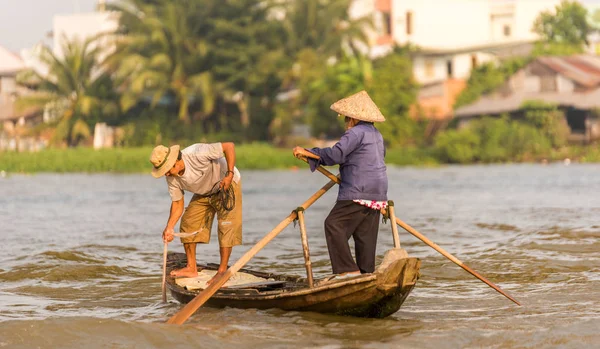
[0,164,598,348]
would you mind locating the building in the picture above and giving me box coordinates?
[352,0,562,120]
[0,45,44,151]
[455,55,600,143]
[52,9,118,61]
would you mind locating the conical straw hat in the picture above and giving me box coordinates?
[330,90,385,122]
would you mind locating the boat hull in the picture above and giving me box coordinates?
[167,249,420,318]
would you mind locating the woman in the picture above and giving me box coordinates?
[293,90,388,278]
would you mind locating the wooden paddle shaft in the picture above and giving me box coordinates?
[166,178,338,325]
[387,201,401,249]
[299,156,521,306]
[390,215,521,306]
[162,242,168,303]
[296,209,314,288]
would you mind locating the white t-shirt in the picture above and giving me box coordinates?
[166,143,241,201]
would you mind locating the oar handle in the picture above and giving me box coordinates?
[296,156,521,306]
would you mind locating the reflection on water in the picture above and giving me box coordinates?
[0,164,599,348]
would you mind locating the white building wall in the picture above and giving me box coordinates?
[413,51,496,85]
[557,75,575,93]
[391,0,491,49]
[412,56,445,84]
[386,0,560,49]
[53,12,118,60]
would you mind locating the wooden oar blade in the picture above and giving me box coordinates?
[462,264,521,306]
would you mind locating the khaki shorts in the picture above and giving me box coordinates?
[179,180,242,247]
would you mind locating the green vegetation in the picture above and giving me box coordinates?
[0,144,442,174]
[453,57,529,110]
[0,144,307,173]
[5,0,600,172]
[3,142,599,174]
[532,0,591,55]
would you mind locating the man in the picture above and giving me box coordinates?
[293,90,387,279]
[149,142,242,284]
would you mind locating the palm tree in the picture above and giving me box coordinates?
[204,0,287,130]
[107,0,214,124]
[282,0,373,59]
[16,37,119,146]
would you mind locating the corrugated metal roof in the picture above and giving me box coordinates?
[455,55,600,118]
[537,55,600,88]
[455,89,600,118]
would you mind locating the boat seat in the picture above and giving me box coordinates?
[222,280,286,291]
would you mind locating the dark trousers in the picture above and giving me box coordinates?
[324,200,380,274]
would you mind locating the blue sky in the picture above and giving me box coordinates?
[0,0,99,52]
[2,0,600,53]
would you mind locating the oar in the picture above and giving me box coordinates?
[166,178,338,325]
[161,241,168,303]
[297,155,521,306]
[161,231,199,303]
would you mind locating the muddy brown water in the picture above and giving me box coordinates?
[0,164,598,348]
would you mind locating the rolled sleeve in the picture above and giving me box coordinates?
[196,143,224,161]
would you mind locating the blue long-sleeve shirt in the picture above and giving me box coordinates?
[308,122,388,201]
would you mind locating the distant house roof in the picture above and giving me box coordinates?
[0,45,25,75]
[455,90,600,118]
[455,55,600,118]
[537,55,600,88]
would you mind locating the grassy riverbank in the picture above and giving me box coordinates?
[1,143,599,174]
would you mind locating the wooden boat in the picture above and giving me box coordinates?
[166,248,420,318]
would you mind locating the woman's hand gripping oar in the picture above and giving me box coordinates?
[295,154,521,306]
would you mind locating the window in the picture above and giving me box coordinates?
[503,24,511,37]
[446,60,453,78]
[425,60,435,78]
[471,54,478,69]
[383,12,392,35]
[406,11,413,35]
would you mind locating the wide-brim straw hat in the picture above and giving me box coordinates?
[330,90,385,122]
[149,145,180,178]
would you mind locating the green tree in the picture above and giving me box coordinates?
[434,129,481,164]
[205,0,287,139]
[521,100,569,148]
[370,50,419,146]
[532,0,591,55]
[16,37,119,146]
[107,0,214,124]
[302,53,374,138]
[281,0,373,59]
[454,57,529,110]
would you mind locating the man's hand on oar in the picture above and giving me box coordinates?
[163,227,175,243]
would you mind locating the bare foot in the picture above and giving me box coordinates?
[170,266,199,278]
[206,270,226,286]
